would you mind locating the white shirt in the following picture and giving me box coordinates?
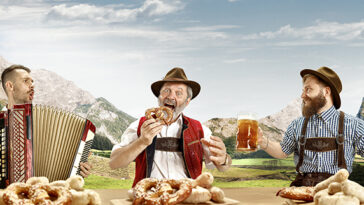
[112,114,215,179]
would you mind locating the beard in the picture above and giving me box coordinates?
[158,97,189,121]
[302,90,327,118]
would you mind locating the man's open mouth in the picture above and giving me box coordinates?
[29,91,34,100]
[164,103,175,110]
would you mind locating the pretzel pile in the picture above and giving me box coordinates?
[0,176,101,205]
[279,169,364,205]
[313,169,363,205]
[145,106,173,125]
[129,172,225,205]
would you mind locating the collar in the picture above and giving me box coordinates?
[168,113,183,127]
[315,106,337,122]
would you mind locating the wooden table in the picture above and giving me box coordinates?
[93,188,309,205]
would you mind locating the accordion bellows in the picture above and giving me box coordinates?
[0,104,95,187]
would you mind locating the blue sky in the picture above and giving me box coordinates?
[0,0,363,122]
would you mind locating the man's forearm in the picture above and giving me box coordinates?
[261,137,288,159]
[109,138,148,169]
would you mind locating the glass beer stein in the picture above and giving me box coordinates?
[236,112,259,152]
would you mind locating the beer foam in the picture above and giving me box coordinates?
[237,114,256,120]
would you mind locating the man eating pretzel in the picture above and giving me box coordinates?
[110,67,232,187]
[1,64,92,178]
[258,66,364,186]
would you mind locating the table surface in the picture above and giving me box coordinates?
[93,188,313,205]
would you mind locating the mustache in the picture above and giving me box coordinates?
[164,99,176,106]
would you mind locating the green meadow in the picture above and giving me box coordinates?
[84,154,364,189]
[84,158,296,189]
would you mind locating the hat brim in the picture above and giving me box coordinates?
[151,79,201,100]
[300,69,341,109]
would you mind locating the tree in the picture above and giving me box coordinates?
[91,134,113,150]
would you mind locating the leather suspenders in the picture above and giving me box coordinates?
[296,111,346,173]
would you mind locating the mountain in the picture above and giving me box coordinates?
[204,98,302,142]
[0,56,11,70]
[74,97,136,144]
[259,98,302,132]
[358,97,364,120]
[0,56,135,144]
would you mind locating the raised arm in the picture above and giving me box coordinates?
[258,128,288,159]
[109,119,163,169]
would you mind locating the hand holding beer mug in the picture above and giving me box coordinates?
[236,112,259,152]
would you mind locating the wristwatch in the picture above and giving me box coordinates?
[221,154,229,166]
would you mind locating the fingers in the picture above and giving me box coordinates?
[141,119,163,134]
[203,136,227,165]
[79,162,92,178]
[258,127,263,138]
[207,136,226,150]
[209,146,225,157]
[257,128,266,145]
[140,119,164,145]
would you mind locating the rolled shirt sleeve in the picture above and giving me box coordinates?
[280,119,299,155]
[112,120,139,152]
[355,118,364,157]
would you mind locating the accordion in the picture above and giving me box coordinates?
[0,104,96,188]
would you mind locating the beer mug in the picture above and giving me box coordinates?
[236,112,259,152]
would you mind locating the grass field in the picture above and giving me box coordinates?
[84,158,296,189]
[232,158,295,167]
[84,155,364,189]
[84,175,133,189]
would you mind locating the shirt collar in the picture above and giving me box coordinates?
[316,106,337,122]
[169,113,183,127]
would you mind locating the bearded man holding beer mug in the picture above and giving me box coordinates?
[257,67,364,187]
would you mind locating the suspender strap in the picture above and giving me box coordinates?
[337,111,346,169]
[296,117,309,173]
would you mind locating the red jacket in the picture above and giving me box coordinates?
[132,115,204,187]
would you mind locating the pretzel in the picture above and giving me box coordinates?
[276,186,314,201]
[314,169,349,193]
[26,176,49,186]
[195,172,214,189]
[342,180,364,203]
[66,175,84,191]
[30,184,72,205]
[133,178,193,205]
[328,182,342,195]
[209,186,225,203]
[183,186,211,204]
[3,183,72,205]
[315,190,360,205]
[145,106,173,125]
[3,183,33,204]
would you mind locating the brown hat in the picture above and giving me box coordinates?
[151,67,201,99]
[300,66,342,109]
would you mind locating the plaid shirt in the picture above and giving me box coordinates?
[281,106,364,174]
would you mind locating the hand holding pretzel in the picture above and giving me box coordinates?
[145,106,173,125]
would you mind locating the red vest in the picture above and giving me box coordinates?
[132,115,204,187]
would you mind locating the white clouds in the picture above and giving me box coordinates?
[45,0,184,23]
[242,21,364,41]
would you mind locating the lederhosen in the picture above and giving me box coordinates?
[290,111,346,187]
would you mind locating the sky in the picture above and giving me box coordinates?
[0,0,363,122]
